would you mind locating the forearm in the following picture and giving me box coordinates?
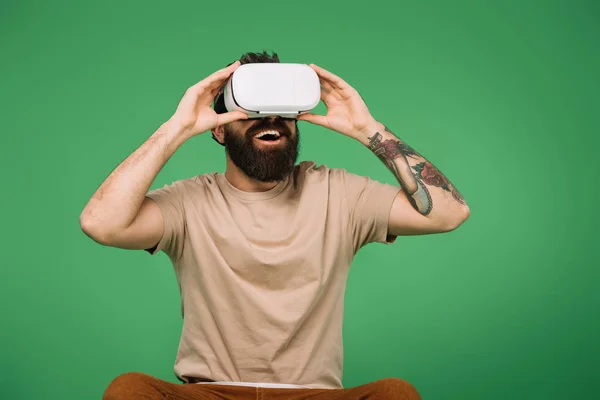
[356,121,468,220]
[80,119,188,237]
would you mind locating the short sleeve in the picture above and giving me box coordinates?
[339,169,402,252]
[145,180,186,261]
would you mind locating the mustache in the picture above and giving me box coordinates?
[246,118,292,138]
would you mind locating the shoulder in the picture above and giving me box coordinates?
[293,160,352,182]
[148,173,215,198]
[295,162,399,199]
[189,172,220,188]
[294,161,378,193]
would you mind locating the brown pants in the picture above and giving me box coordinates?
[102,372,421,399]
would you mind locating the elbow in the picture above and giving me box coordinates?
[79,214,116,246]
[441,205,471,232]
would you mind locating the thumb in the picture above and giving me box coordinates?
[297,113,329,127]
[217,111,248,126]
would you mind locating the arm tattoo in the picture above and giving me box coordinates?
[367,126,466,215]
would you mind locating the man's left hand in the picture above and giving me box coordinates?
[297,64,381,141]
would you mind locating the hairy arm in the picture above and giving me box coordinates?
[80,61,248,249]
[79,120,188,247]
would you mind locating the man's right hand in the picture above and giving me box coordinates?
[81,61,248,251]
[168,60,248,138]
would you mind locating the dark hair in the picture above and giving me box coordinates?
[239,51,280,65]
[212,51,280,145]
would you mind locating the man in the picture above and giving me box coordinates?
[81,51,470,399]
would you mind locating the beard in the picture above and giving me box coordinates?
[223,118,300,182]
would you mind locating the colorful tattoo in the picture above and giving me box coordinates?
[367,132,433,215]
[383,125,421,159]
[367,126,466,213]
[412,162,466,205]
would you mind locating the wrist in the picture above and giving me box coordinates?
[164,118,194,141]
[355,119,386,145]
[152,120,191,154]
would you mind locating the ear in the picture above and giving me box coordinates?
[211,125,225,145]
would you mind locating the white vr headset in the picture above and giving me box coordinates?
[214,63,321,119]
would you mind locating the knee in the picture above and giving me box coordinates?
[102,372,154,400]
[371,377,421,400]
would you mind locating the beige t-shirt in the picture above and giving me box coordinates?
[146,161,401,389]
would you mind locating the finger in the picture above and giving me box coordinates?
[321,80,335,92]
[206,60,241,85]
[309,63,347,90]
[320,85,333,101]
[216,110,248,126]
[297,113,329,127]
[320,82,344,102]
[190,61,241,93]
[319,87,341,107]
[209,84,226,98]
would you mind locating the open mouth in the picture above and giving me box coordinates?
[253,130,284,142]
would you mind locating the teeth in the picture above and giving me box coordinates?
[255,130,281,138]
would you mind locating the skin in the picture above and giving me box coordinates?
[80,59,470,253]
[297,63,470,234]
[79,61,250,249]
[212,117,298,192]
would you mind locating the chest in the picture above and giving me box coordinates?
[188,195,349,290]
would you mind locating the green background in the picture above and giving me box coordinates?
[1,0,598,398]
